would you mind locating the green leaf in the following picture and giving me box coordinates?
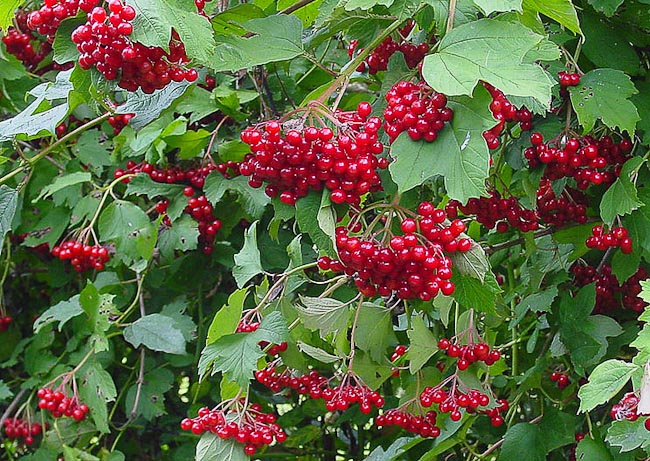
[0,185,18,255]
[35,172,92,202]
[581,12,642,75]
[388,87,495,201]
[165,129,211,159]
[0,1,26,31]
[449,240,490,282]
[33,295,83,333]
[297,341,341,363]
[123,313,187,354]
[606,420,650,452]
[125,174,187,221]
[578,359,639,413]
[79,283,113,353]
[212,15,304,71]
[198,311,288,386]
[78,361,117,434]
[586,0,623,16]
[355,303,396,362]
[98,200,157,265]
[511,286,558,328]
[124,368,174,420]
[196,433,248,461]
[296,296,353,337]
[295,190,335,255]
[204,173,270,218]
[575,437,614,461]
[521,0,581,35]
[473,0,522,15]
[126,0,216,65]
[232,221,263,288]
[116,81,192,130]
[158,216,200,259]
[600,157,644,224]
[206,288,248,345]
[53,15,84,64]
[344,0,393,10]
[422,19,557,108]
[569,69,640,135]
[407,315,437,373]
[451,272,501,316]
[0,380,13,401]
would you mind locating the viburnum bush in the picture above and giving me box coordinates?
[2,0,650,460]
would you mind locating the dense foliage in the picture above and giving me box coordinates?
[1,0,650,460]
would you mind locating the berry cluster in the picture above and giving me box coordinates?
[2,13,52,72]
[571,263,621,313]
[71,1,198,93]
[621,267,648,313]
[481,82,533,149]
[610,392,640,422]
[239,102,387,206]
[115,160,237,254]
[349,21,430,74]
[376,407,441,438]
[569,433,586,461]
[525,134,631,189]
[536,179,588,227]
[437,338,501,370]
[446,193,539,233]
[390,344,407,377]
[51,241,110,272]
[481,399,508,427]
[180,402,286,456]
[320,202,472,300]
[236,320,288,356]
[586,225,633,254]
[2,418,43,446]
[27,0,95,40]
[255,367,329,395]
[107,113,134,135]
[420,385,491,421]
[37,388,89,421]
[558,71,581,87]
[550,372,570,389]
[0,314,12,332]
[382,80,453,143]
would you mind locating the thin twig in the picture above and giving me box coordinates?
[278,0,319,15]
[484,226,556,255]
[0,389,26,429]
[481,414,543,457]
[446,0,457,33]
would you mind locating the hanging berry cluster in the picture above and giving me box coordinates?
[446,192,539,233]
[586,225,633,253]
[482,82,533,149]
[382,80,453,143]
[107,113,134,135]
[2,418,44,446]
[180,401,286,456]
[349,21,430,74]
[115,160,239,254]
[419,384,491,422]
[239,102,387,206]
[376,406,441,438]
[71,0,198,93]
[525,133,632,189]
[0,314,12,332]
[535,178,589,227]
[550,371,570,389]
[3,12,55,72]
[51,241,111,272]
[319,202,471,300]
[27,0,95,40]
[255,366,329,395]
[437,337,501,371]
[37,387,89,421]
[571,263,648,314]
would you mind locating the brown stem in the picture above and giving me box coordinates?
[481,414,543,457]
[446,0,457,33]
[0,389,26,429]
[484,226,557,255]
[278,0,319,15]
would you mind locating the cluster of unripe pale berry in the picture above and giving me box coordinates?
[525,133,632,189]
[71,0,198,93]
[586,225,633,254]
[571,263,648,314]
[481,82,533,149]
[437,338,501,370]
[114,160,239,254]
[0,314,13,332]
[382,80,453,143]
[180,401,286,456]
[319,202,471,301]
[348,21,430,74]
[51,241,110,272]
[446,193,539,234]
[610,392,650,428]
[239,102,387,206]
[37,388,89,421]
[2,418,44,446]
